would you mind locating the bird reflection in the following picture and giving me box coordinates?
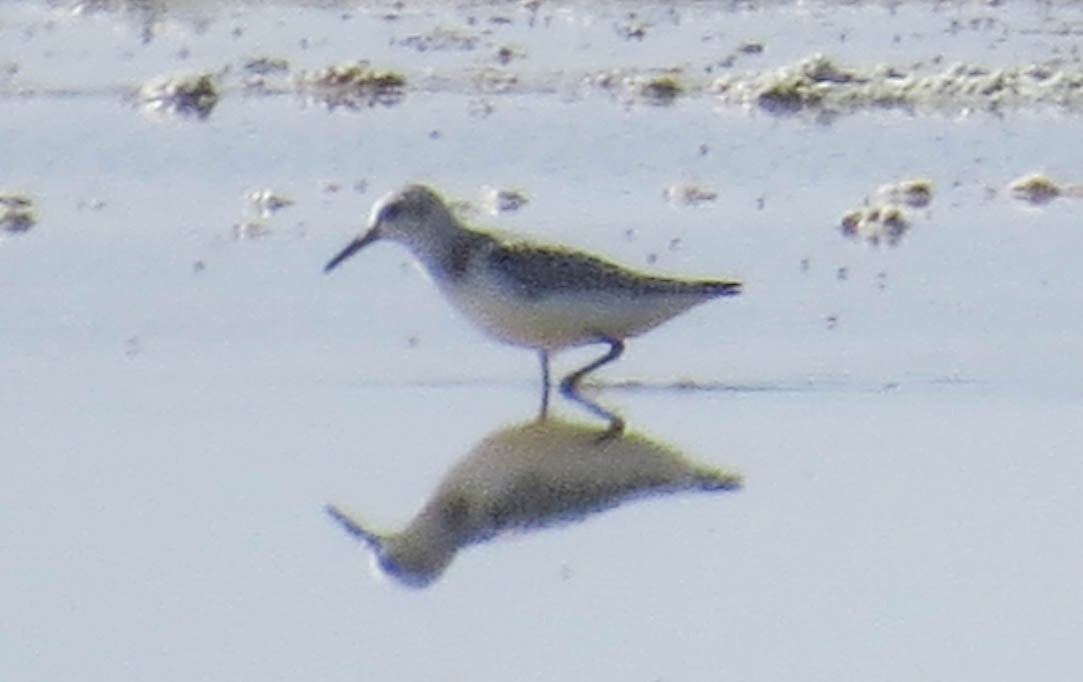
[559,384,625,435]
[327,418,742,588]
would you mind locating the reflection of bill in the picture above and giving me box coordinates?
[327,419,742,588]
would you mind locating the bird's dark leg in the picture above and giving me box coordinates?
[559,337,625,397]
[539,350,551,420]
[559,337,626,436]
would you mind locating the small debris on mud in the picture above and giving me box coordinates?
[243,56,290,75]
[398,26,479,52]
[737,40,764,55]
[616,20,650,41]
[468,67,519,94]
[479,186,530,214]
[248,189,294,218]
[495,45,524,65]
[467,98,495,118]
[140,71,221,120]
[0,193,38,233]
[76,197,107,211]
[242,56,291,91]
[233,220,271,240]
[665,182,718,206]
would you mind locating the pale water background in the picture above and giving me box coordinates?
[3,1,1083,680]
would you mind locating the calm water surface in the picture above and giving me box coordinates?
[3,1,1083,680]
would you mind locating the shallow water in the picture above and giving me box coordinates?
[3,1,1083,681]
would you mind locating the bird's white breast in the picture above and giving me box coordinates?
[439,270,709,351]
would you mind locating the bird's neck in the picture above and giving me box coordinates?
[412,225,488,285]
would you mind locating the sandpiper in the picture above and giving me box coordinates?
[325,184,742,416]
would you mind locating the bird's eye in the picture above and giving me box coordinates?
[380,203,401,222]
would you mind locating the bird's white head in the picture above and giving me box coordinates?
[325,184,457,273]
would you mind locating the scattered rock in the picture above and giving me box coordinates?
[874,178,934,208]
[140,71,221,120]
[1009,173,1059,204]
[840,205,912,247]
[0,193,38,234]
[840,178,933,247]
[715,54,1083,116]
[297,61,406,109]
[1007,172,1083,205]
[585,68,691,106]
[754,74,826,114]
[641,76,683,105]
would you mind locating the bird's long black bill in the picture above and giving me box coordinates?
[324,229,379,273]
[325,504,382,551]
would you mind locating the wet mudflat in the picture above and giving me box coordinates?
[3,1,1083,680]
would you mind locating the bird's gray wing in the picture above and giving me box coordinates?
[483,243,647,301]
